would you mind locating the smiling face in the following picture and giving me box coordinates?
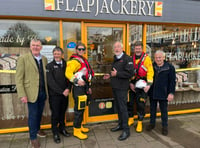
[134,45,143,56]
[113,42,123,56]
[76,45,85,56]
[30,40,42,57]
[53,50,63,62]
[154,52,165,66]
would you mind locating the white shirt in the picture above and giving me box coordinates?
[116,52,124,59]
[34,54,42,64]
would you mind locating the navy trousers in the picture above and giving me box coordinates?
[27,91,46,140]
[149,98,168,127]
[113,88,129,132]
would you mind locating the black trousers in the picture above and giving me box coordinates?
[49,95,68,134]
[149,98,168,127]
[113,88,129,132]
[72,85,87,128]
[128,88,147,121]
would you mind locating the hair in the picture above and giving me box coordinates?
[155,50,165,57]
[52,46,64,54]
[75,42,86,50]
[30,39,41,45]
[113,41,123,48]
[134,41,143,48]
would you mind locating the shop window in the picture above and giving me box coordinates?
[62,22,81,120]
[0,20,59,64]
[0,20,59,127]
[62,22,81,60]
[147,25,200,105]
[147,25,200,69]
[129,25,143,56]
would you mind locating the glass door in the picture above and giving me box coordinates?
[84,23,126,123]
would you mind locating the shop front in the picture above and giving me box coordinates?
[0,0,200,133]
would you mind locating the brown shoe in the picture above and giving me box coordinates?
[30,139,40,148]
[37,130,46,138]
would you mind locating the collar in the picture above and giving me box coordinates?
[34,54,42,62]
[116,52,124,59]
[55,60,63,65]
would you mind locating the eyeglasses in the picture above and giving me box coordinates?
[77,48,85,51]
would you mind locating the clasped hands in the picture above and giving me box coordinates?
[103,68,117,79]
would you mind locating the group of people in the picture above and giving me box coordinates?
[15,39,93,148]
[103,41,175,141]
[15,39,176,148]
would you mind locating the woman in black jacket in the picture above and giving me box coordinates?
[46,47,71,143]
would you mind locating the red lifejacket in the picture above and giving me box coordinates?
[133,52,147,79]
[70,54,94,81]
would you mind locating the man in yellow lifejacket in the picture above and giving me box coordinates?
[65,42,94,140]
[127,41,154,132]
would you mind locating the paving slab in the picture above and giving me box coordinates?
[1,113,200,148]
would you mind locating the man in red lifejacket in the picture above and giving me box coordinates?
[127,41,154,132]
[65,42,94,140]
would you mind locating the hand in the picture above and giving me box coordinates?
[77,79,85,86]
[63,89,69,97]
[130,83,135,92]
[103,74,110,80]
[88,88,92,94]
[167,94,174,102]
[20,97,28,103]
[111,68,117,77]
[144,85,150,93]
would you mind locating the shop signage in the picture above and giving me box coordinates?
[0,85,17,94]
[89,98,116,116]
[40,45,56,63]
[44,0,163,17]
[67,42,76,48]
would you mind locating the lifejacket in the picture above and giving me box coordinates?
[133,52,147,79]
[70,54,94,82]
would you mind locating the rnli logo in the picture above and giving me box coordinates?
[44,0,55,11]
[155,1,163,17]
[99,102,105,109]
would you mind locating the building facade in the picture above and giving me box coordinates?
[0,0,200,132]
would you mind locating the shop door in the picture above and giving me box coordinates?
[84,23,126,123]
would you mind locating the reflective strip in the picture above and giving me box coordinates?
[0,70,16,73]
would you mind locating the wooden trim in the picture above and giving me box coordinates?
[126,23,130,55]
[59,20,63,48]
[142,24,147,52]
[1,108,200,134]
[86,114,118,123]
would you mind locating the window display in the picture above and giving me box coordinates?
[0,20,59,126]
[147,25,200,104]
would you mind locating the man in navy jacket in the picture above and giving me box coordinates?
[146,50,176,136]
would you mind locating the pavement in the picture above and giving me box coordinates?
[1,113,200,148]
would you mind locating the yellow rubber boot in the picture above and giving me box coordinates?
[73,128,88,140]
[128,118,134,126]
[81,126,89,133]
[136,121,143,133]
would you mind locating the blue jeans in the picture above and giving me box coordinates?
[28,91,46,140]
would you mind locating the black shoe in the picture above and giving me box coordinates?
[53,134,61,144]
[110,125,122,132]
[60,129,70,137]
[146,124,155,131]
[118,131,130,141]
[162,126,168,136]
